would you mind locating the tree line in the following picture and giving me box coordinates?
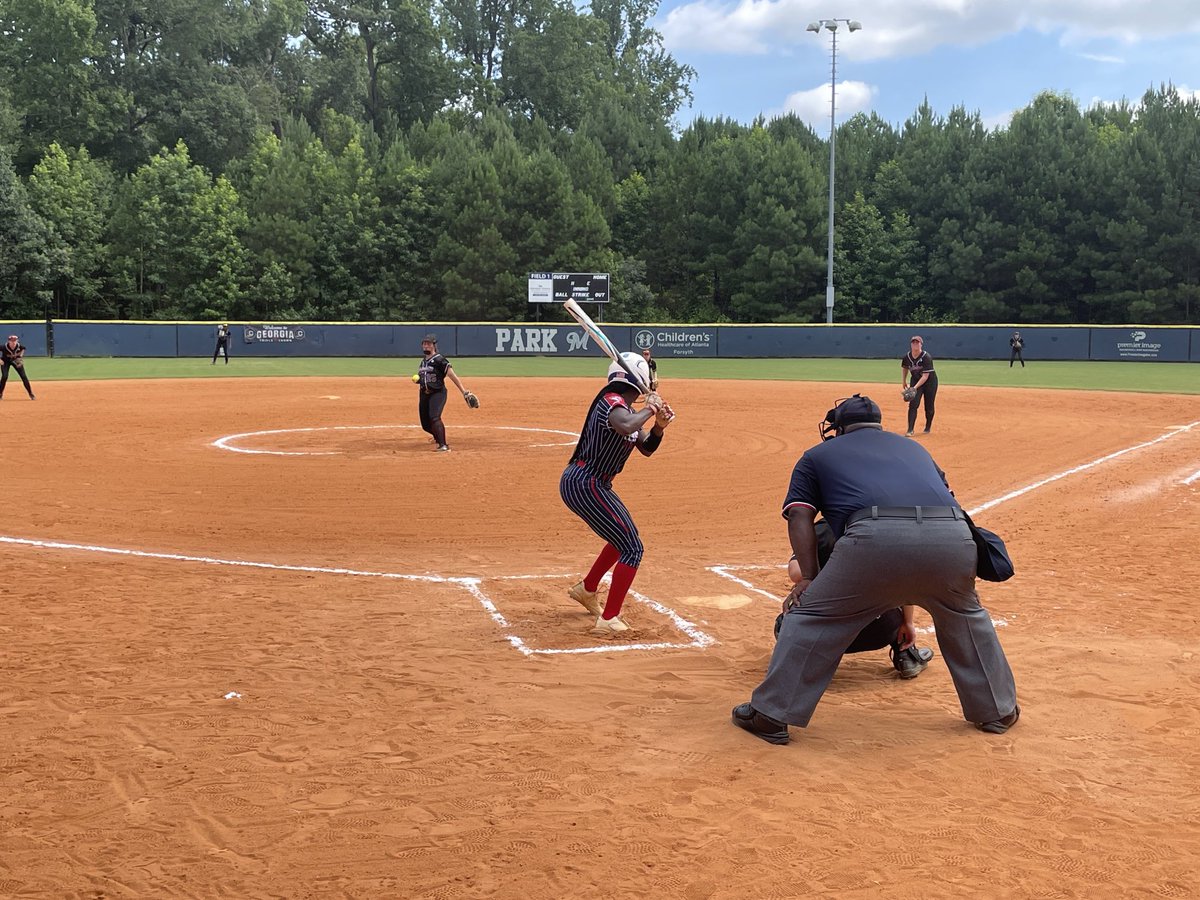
[1,0,1198,324]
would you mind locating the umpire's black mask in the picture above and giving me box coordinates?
[820,394,882,441]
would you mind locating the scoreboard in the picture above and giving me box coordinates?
[527,272,610,304]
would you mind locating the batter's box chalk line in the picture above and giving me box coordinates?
[705,564,999,632]
[0,535,713,657]
[465,573,716,656]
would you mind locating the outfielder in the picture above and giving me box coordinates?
[414,334,478,452]
[212,323,231,364]
[560,352,674,635]
[1009,331,1025,368]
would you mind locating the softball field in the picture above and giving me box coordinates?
[2,376,1199,898]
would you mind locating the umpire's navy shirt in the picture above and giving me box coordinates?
[782,425,957,539]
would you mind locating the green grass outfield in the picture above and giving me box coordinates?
[20,356,1200,394]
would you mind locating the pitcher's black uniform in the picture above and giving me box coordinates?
[417,350,452,449]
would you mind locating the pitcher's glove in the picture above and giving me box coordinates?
[902,387,917,402]
[463,390,480,409]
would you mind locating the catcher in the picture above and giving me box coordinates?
[776,519,935,679]
[414,334,478,452]
[560,352,674,635]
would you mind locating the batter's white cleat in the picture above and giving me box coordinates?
[591,614,629,636]
[568,581,602,616]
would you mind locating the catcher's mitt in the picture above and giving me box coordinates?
[463,390,480,409]
[901,387,917,402]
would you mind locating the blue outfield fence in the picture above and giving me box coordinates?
[1,320,1197,362]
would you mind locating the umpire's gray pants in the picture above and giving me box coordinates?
[751,517,1017,727]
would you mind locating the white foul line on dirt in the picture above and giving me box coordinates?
[707,422,1200,613]
[0,535,713,656]
[9,422,1190,655]
[967,421,1199,515]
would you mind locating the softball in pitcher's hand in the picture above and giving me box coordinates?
[902,387,917,402]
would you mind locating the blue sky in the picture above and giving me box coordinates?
[654,1,1200,131]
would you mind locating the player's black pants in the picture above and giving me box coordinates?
[907,372,938,433]
[1009,348,1024,367]
[0,361,34,397]
[419,389,448,446]
[212,339,230,363]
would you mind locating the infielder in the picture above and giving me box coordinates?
[1,334,35,400]
[560,352,673,635]
[901,335,938,436]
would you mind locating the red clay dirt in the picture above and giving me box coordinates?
[2,375,1199,898]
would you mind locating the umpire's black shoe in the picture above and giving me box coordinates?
[891,644,934,679]
[731,703,790,745]
[975,704,1021,734]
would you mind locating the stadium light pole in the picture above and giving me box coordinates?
[806,17,862,324]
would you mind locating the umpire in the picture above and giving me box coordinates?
[732,394,1018,745]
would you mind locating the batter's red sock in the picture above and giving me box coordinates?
[602,562,638,619]
[584,544,621,593]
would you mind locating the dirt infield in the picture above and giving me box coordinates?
[2,376,1199,898]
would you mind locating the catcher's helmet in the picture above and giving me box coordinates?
[820,394,882,441]
[607,352,650,394]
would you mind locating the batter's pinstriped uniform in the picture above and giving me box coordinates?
[559,388,645,567]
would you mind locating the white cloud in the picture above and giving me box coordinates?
[1086,84,1200,110]
[659,0,1200,59]
[1078,52,1125,64]
[980,108,1017,131]
[776,81,877,127]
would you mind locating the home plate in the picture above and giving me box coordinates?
[319,395,341,400]
[678,594,754,610]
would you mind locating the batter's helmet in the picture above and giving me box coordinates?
[820,394,882,441]
[607,352,651,394]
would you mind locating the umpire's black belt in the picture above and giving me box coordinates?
[847,505,961,526]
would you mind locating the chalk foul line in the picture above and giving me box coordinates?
[707,422,1199,617]
[967,421,1198,515]
[0,535,714,656]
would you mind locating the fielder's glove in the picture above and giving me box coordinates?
[463,390,480,409]
[902,387,917,402]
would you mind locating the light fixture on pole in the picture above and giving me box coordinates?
[806,17,861,324]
